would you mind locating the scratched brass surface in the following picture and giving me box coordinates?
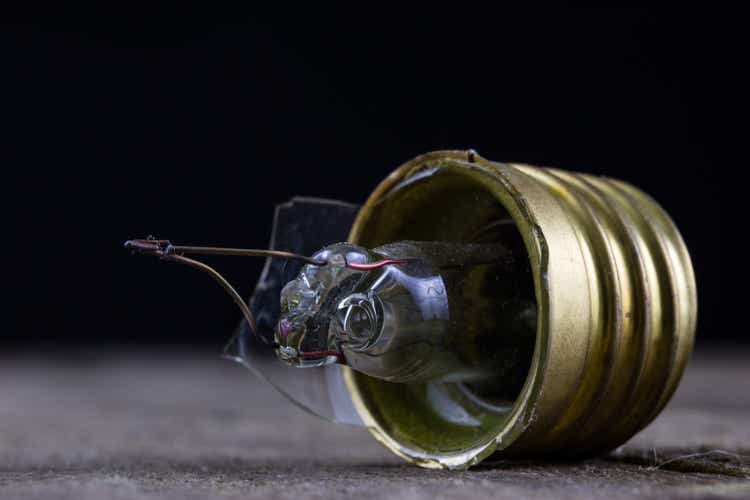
[344,150,697,469]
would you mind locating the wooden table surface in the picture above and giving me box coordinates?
[1,350,748,499]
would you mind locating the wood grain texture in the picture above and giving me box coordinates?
[0,350,747,499]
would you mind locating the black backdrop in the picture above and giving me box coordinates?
[4,8,725,351]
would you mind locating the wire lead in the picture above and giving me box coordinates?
[124,237,347,364]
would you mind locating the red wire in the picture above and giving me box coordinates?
[346,258,410,270]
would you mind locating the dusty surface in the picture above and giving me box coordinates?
[1,350,748,499]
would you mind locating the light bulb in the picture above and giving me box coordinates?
[125,149,697,470]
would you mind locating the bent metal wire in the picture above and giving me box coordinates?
[124,238,409,363]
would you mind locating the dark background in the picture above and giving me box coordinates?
[3,8,725,352]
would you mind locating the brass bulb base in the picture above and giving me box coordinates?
[343,150,697,469]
